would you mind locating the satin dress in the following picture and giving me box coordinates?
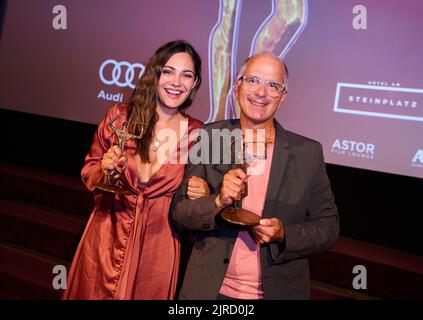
[63,103,202,299]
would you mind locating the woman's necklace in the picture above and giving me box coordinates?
[151,114,186,152]
[152,137,161,152]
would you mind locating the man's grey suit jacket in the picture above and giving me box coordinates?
[171,119,339,300]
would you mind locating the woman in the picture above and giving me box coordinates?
[63,40,207,300]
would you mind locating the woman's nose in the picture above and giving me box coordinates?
[169,73,182,86]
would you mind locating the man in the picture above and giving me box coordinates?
[171,53,339,299]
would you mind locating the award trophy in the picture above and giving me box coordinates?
[220,141,266,227]
[95,115,146,195]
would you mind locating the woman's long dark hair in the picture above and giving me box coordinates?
[127,40,202,162]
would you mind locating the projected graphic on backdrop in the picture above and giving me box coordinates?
[0,0,422,179]
[207,0,307,121]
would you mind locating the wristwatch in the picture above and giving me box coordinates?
[215,195,224,209]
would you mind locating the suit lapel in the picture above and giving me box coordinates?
[211,119,241,172]
[262,120,293,219]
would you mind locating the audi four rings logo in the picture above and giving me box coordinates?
[99,59,145,89]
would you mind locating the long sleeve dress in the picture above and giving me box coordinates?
[62,103,203,299]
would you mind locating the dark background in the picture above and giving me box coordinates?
[1,107,421,256]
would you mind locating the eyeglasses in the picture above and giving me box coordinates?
[238,76,286,97]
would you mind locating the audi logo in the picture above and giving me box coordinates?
[99,59,145,89]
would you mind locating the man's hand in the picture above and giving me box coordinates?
[250,218,285,244]
[218,168,247,206]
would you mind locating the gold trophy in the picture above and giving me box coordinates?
[220,141,267,227]
[95,115,146,195]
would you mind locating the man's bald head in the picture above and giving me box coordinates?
[237,52,289,89]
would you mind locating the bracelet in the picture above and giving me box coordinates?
[215,195,224,209]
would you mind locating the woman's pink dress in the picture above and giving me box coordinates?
[62,103,202,299]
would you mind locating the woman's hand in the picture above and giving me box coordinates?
[100,145,127,176]
[187,176,210,200]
